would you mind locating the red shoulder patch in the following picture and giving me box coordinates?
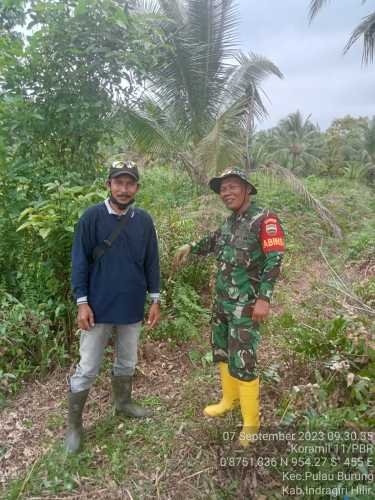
[260,217,285,253]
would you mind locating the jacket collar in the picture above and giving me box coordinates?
[229,200,258,221]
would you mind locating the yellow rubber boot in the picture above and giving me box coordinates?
[203,362,239,417]
[238,377,260,448]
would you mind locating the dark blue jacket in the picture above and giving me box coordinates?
[71,203,160,324]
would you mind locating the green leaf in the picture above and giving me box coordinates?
[16,221,33,232]
[201,351,213,366]
[115,19,128,30]
[19,207,34,219]
[38,227,52,239]
[75,0,88,17]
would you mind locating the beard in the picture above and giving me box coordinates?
[109,194,135,210]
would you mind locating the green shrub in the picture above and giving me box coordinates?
[15,180,106,331]
[282,315,368,364]
[0,292,67,398]
[149,283,210,343]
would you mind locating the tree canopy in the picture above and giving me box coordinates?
[1,0,169,179]
[122,0,283,183]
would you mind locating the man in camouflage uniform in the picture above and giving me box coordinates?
[175,167,285,446]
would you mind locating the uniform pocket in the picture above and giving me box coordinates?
[233,240,251,267]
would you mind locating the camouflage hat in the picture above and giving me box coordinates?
[209,167,257,195]
[108,160,139,181]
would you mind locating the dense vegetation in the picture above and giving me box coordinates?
[0,0,374,498]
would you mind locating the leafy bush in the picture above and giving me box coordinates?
[149,283,210,344]
[281,314,369,367]
[137,165,215,299]
[16,181,106,331]
[0,292,67,398]
[0,165,215,393]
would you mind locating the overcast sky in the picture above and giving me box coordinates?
[238,0,375,130]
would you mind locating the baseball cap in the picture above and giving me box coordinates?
[108,160,140,181]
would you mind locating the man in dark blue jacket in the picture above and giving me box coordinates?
[65,160,160,454]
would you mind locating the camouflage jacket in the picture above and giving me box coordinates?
[190,202,285,303]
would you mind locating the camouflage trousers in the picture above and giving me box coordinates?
[211,298,260,381]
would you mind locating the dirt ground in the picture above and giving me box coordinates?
[0,320,314,500]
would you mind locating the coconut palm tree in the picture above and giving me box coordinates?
[124,0,283,184]
[266,111,324,174]
[309,0,375,64]
[126,0,343,237]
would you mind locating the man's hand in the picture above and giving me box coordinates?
[147,303,160,329]
[77,304,95,331]
[251,299,270,322]
[174,244,191,267]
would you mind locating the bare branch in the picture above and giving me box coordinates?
[319,247,375,317]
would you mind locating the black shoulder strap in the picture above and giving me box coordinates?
[92,208,133,262]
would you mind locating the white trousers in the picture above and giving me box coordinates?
[70,322,141,393]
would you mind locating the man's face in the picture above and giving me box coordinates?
[219,176,249,211]
[108,174,139,204]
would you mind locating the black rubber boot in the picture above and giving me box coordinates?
[111,375,153,418]
[64,389,89,454]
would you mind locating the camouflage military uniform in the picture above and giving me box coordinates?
[191,201,285,381]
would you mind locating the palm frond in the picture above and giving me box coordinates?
[308,0,331,23]
[278,111,316,137]
[131,0,162,14]
[194,96,248,176]
[186,0,239,122]
[344,12,375,65]
[158,0,186,24]
[123,1,282,183]
[147,1,204,139]
[151,0,241,142]
[123,100,187,156]
[319,246,375,317]
[260,161,343,239]
[193,50,282,177]
[228,52,283,96]
[222,52,283,121]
